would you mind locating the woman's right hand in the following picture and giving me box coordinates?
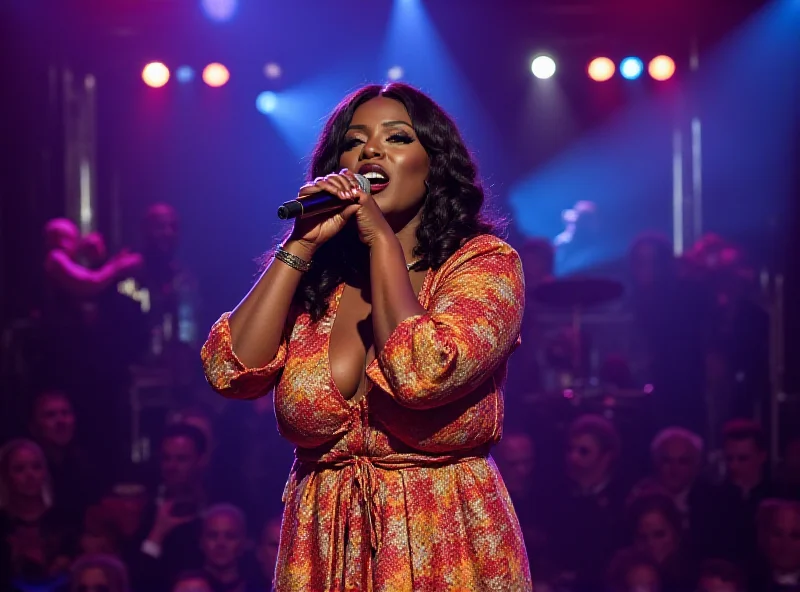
[288,169,362,249]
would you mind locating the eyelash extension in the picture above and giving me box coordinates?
[342,132,414,150]
[387,133,413,143]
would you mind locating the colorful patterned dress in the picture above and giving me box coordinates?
[202,234,532,591]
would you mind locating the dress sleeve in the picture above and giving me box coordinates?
[200,312,288,400]
[375,236,524,410]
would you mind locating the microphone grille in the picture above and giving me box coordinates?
[354,173,372,196]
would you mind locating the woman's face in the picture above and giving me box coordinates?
[7,445,46,499]
[566,434,610,484]
[339,97,430,220]
[635,510,679,564]
[201,513,245,569]
[76,567,111,592]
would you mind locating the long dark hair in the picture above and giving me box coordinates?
[296,82,500,321]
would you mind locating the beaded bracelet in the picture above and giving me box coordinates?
[274,246,311,273]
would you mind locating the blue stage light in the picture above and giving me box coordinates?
[620,57,644,80]
[176,66,195,83]
[256,91,278,115]
[201,0,237,22]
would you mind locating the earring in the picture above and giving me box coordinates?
[424,180,430,195]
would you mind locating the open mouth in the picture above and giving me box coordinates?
[358,163,391,194]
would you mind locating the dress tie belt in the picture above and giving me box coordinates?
[294,452,487,552]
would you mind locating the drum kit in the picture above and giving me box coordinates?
[520,277,652,422]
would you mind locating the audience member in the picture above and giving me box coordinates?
[70,553,129,592]
[494,432,546,565]
[636,427,727,559]
[43,219,141,303]
[607,547,662,592]
[199,504,258,592]
[171,570,214,592]
[41,220,144,472]
[125,424,207,590]
[627,492,694,592]
[547,415,627,591]
[129,203,200,378]
[29,391,103,519]
[719,419,773,566]
[695,559,746,592]
[256,515,281,592]
[0,439,74,589]
[754,499,800,591]
[78,505,121,558]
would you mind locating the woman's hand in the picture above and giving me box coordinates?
[288,170,362,250]
[340,170,395,248]
[146,500,197,545]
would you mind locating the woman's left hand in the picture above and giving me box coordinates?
[343,170,395,248]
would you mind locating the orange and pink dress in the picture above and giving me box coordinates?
[202,234,533,591]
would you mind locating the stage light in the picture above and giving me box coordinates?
[202,63,230,87]
[263,63,282,79]
[587,57,615,82]
[256,91,278,114]
[142,62,170,88]
[201,0,237,22]
[387,66,404,81]
[175,66,195,83]
[620,57,644,80]
[531,55,556,79]
[648,55,676,81]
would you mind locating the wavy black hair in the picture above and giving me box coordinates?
[295,82,501,321]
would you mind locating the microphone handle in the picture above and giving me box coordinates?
[277,173,372,220]
[277,192,345,220]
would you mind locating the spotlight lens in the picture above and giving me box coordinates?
[142,62,170,88]
[256,91,278,114]
[648,55,676,81]
[202,63,230,87]
[620,57,644,80]
[531,55,556,80]
[587,57,615,82]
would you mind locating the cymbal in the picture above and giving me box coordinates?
[532,277,624,308]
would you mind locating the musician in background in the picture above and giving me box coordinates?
[117,204,201,393]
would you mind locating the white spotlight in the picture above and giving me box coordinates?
[263,63,282,79]
[531,55,556,79]
[387,66,404,81]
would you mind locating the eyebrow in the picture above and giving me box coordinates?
[347,120,413,131]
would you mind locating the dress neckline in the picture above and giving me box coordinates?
[324,269,433,408]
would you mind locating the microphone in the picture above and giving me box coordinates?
[277,174,371,220]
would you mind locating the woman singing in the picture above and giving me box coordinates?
[201,82,531,591]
